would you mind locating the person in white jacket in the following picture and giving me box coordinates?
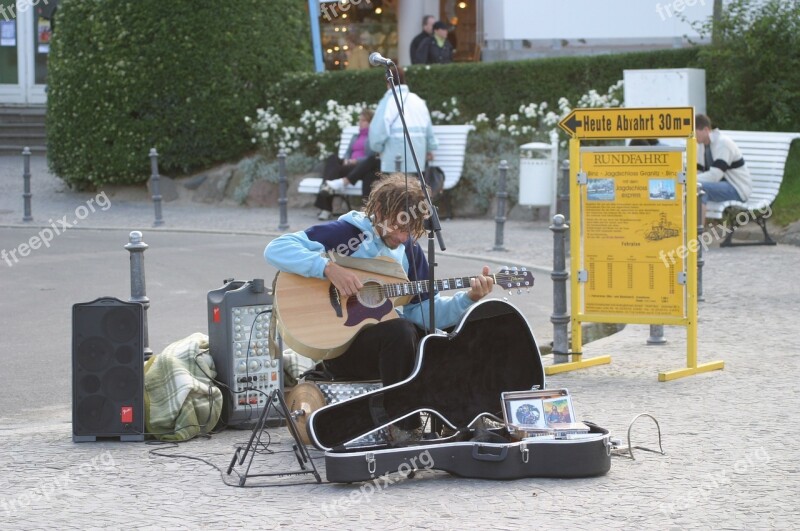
[695,113,752,222]
[369,66,438,175]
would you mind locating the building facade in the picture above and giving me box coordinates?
[0,0,56,105]
[313,0,713,70]
[0,0,715,105]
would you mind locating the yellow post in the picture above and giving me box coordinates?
[687,136,699,370]
[658,135,724,381]
[569,138,582,359]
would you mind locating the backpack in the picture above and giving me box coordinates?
[424,165,446,199]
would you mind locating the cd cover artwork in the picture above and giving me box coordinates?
[508,398,547,429]
[543,397,573,424]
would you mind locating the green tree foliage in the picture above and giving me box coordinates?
[47,0,311,188]
[695,0,800,131]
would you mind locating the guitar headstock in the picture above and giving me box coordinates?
[495,267,535,292]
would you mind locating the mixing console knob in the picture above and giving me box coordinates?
[248,359,261,372]
[236,361,247,374]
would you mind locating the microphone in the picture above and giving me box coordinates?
[368,52,394,67]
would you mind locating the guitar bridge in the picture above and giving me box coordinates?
[329,284,343,318]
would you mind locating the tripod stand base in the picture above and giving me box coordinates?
[226,388,321,486]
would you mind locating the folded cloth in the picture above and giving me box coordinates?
[144,332,223,441]
[282,347,317,387]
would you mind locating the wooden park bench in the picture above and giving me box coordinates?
[297,124,475,216]
[705,130,800,246]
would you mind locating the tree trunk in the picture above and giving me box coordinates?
[712,0,723,45]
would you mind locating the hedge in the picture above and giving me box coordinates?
[266,48,701,124]
[47,0,311,189]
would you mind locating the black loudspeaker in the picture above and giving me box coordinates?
[72,297,145,442]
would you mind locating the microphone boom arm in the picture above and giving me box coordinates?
[383,65,446,333]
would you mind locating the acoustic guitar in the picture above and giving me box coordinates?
[274,256,534,361]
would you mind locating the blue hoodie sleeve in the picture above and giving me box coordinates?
[264,220,369,279]
[264,231,329,279]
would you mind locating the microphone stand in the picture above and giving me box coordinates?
[383,65,445,333]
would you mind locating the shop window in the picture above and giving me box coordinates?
[0,0,18,84]
[319,0,397,71]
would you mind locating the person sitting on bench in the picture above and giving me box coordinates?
[315,108,380,220]
[695,113,753,223]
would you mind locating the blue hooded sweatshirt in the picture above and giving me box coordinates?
[264,210,473,329]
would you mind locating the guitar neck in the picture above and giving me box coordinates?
[382,275,496,298]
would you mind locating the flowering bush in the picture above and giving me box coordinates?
[248,100,375,158]
[247,81,623,162]
[469,80,624,147]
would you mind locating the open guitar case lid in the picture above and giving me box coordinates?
[306,299,612,483]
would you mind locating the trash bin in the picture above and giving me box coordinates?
[519,142,555,207]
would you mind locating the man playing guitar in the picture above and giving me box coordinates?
[264,173,494,443]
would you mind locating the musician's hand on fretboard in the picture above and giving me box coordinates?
[467,265,494,302]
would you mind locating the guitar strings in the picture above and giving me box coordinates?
[335,274,526,296]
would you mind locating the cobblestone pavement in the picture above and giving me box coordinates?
[1,155,799,529]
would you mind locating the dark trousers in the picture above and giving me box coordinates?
[323,318,423,429]
[314,154,381,211]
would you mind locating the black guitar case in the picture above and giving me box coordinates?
[324,423,612,483]
[307,299,545,450]
[307,299,613,482]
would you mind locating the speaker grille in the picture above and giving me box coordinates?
[72,298,144,441]
[76,395,113,431]
[77,337,112,372]
[102,307,139,343]
[103,367,138,401]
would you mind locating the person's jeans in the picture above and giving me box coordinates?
[699,180,743,204]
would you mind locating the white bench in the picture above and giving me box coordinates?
[705,130,800,246]
[297,124,475,215]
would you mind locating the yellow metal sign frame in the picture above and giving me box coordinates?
[548,106,724,381]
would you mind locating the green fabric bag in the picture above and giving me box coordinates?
[144,333,223,441]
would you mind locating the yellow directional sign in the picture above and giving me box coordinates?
[558,107,694,140]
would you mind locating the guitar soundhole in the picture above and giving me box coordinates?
[356,280,386,308]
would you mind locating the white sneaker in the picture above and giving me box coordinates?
[323,178,347,193]
[317,210,332,220]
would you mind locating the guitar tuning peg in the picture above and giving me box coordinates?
[507,290,512,297]
[521,267,527,271]
[516,288,522,295]
[501,265,509,270]
[511,266,519,272]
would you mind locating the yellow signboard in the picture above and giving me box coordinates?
[580,149,685,318]
[559,107,694,140]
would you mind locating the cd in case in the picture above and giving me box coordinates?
[501,388,589,439]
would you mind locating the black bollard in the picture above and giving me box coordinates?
[278,149,289,230]
[697,184,705,302]
[22,147,32,222]
[493,160,509,252]
[550,214,570,363]
[149,148,165,227]
[125,231,154,361]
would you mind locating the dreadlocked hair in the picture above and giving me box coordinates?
[365,172,429,239]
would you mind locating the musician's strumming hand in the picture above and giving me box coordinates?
[324,260,363,297]
[467,265,494,302]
